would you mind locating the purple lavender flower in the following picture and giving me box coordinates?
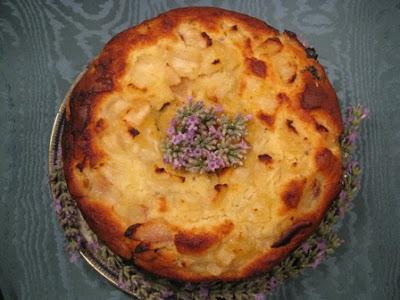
[311,252,326,269]
[345,106,353,118]
[184,283,195,291]
[245,114,253,121]
[199,286,210,299]
[207,159,220,172]
[209,125,223,139]
[54,199,62,214]
[339,190,347,201]
[239,139,250,150]
[215,104,223,113]
[172,132,187,145]
[69,251,80,263]
[191,147,202,157]
[316,239,327,251]
[269,277,278,290]
[361,107,370,119]
[163,155,170,164]
[167,118,177,136]
[347,131,359,144]
[172,158,183,169]
[160,289,174,299]
[309,239,328,269]
[207,152,226,171]
[187,115,200,128]
[301,242,311,254]
[254,293,266,300]
[87,240,99,252]
[347,160,360,171]
[117,279,129,290]
[162,100,250,173]
[186,128,197,141]
[167,125,175,137]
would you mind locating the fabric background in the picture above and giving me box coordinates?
[0,0,399,299]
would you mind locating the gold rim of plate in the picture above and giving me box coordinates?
[47,71,136,297]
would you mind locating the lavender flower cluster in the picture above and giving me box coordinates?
[341,105,369,163]
[163,100,251,173]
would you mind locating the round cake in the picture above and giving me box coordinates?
[62,7,343,282]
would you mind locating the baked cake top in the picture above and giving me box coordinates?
[62,7,343,282]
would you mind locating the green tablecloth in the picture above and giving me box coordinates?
[1,0,399,299]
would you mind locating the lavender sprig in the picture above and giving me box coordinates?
[163,100,251,173]
[341,105,369,165]
[51,165,83,262]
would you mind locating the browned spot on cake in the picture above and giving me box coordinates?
[128,127,140,137]
[286,119,298,134]
[239,79,247,95]
[216,167,229,177]
[244,38,253,56]
[258,154,272,165]
[246,57,267,78]
[277,92,289,103]
[159,102,170,112]
[163,168,186,182]
[134,241,150,254]
[271,221,312,248]
[209,96,218,103]
[214,183,228,192]
[301,82,327,110]
[312,179,321,197]
[288,73,297,83]
[257,111,274,127]
[201,32,212,47]
[315,148,337,174]
[231,24,238,31]
[212,59,220,64]
[284,30,298,39]
[158,197,168,212]
[124,223,142,238]
[281,179,306,209]
[316,122,329,133]
[155,166,165,174]
[88,62,114,93]
[175,232,217,255]
[128,82,147,92]
[178,33,185,42]
[95,118,106,132]
[76,161,85,172]
[174,221,233,255]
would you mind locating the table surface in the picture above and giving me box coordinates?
[1,0,399,299]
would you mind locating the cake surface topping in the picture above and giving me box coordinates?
[62,7,343,282]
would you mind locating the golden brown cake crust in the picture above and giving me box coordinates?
[62,7,343,282]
